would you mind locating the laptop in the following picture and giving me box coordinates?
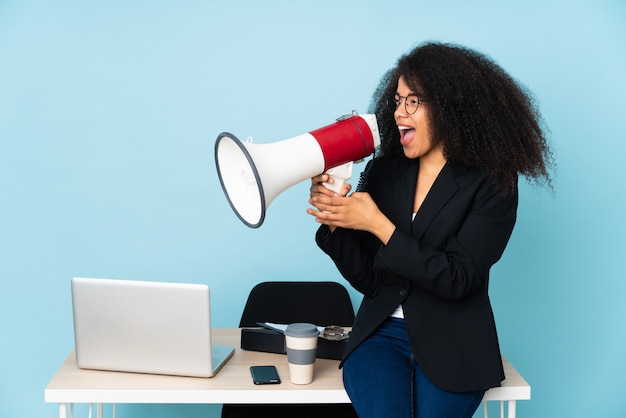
[71,277,234,378]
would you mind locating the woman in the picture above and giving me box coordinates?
[307,41,553,418]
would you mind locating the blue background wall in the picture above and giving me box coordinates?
[1,1,625,417]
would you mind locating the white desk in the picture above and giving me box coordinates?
[45,328,530,418]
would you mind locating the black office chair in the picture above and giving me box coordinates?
[221,281,358,418]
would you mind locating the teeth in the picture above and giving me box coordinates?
[398,126,412,130]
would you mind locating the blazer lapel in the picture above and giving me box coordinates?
[411,164,463,239]
[392,159,419,234]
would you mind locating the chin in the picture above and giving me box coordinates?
[403,148,419,159]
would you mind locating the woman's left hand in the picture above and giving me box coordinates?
[307,192,396,244]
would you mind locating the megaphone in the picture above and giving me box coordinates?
[215,111,380,228]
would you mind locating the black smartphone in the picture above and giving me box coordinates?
[250,365,281,385]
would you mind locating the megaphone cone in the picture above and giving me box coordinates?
[215,113,380,228]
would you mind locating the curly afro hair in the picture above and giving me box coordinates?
[369,41,554,196]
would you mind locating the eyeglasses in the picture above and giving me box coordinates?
[392,93,426,115]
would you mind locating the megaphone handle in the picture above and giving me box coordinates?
[323,162,353,195]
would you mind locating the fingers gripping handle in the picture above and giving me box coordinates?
[323,162,353,195]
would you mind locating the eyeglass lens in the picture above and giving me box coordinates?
[394,94,420,114]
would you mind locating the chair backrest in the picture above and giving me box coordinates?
[239,281,355,327]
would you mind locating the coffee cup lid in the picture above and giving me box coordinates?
[284,323,320,338]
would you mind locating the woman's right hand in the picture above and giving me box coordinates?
[309,173,352,200]
[308,173,351,234]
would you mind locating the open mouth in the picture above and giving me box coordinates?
[399,126,415,145]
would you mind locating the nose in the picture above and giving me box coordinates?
[394,98,409,118]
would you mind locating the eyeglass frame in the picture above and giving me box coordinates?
[392,93,426,115]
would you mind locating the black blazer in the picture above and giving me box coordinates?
[316,155,517,392]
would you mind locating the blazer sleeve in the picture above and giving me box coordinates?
[316,225,386,298]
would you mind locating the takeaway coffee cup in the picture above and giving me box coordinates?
[284,323,320,384]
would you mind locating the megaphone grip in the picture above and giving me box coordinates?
[323,162,353,194]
